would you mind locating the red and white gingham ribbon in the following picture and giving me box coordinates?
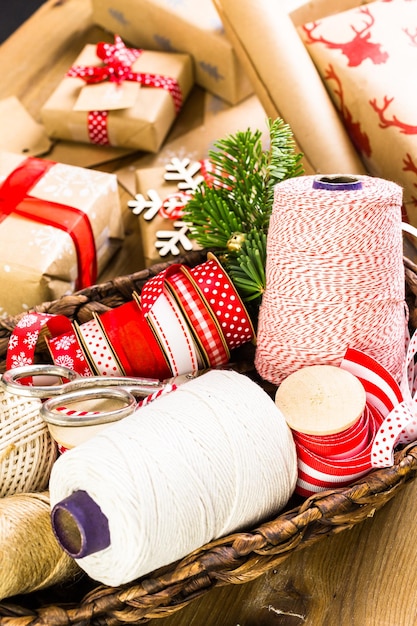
[188,257,255,351]
[67,35,183,146]
[165,267,230,368]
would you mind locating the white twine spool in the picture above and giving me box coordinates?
[0,388,57,496]
[255,175,405,385]
[49,369,297,586]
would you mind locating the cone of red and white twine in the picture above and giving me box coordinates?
[255,174,405,385]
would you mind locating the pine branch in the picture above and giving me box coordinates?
[183,117,304,307]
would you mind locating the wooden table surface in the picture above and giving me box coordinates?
[1,1,417,624]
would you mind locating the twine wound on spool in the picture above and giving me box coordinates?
[255,174,405,384]
[0,386,57,497]
[0,491,81,600]
[49,369,297,586]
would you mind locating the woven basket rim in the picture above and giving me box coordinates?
[1,248,417,625]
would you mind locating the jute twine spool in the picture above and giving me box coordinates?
[0,491,81,600]
[49,369,297,586]
[255,174,405,385]
[0,387,57,496]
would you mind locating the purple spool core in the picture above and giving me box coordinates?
[312,175,363,191]
[51,490,110,558]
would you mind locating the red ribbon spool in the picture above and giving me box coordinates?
[97,299,172,380]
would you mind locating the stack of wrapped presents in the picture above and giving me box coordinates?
[2,0,416,318]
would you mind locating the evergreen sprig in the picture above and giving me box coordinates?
[184,118,304,307]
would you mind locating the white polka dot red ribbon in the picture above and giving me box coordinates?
[87,111,110,146]
[67,35,183,146]
[293,343,415,498]
[187,255,255,351]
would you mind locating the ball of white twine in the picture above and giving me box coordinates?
[49,369,297,586]
[255,175,405,385]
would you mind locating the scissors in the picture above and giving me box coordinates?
[0,364,199,427]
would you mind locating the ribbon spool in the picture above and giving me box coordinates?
[255,174,405,384]
[0,491,80,600]
[49,369,297,586]
[274,337,417,498]
[275,364,375,496]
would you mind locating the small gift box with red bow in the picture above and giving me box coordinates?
[0,150,124,317]
[298,0,417,225]
[41,36,194,153]
[128,156,220,267]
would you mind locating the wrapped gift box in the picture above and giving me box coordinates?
[298,0,417,224]
[0,151,124,317]
[41,37,194,153]
[90,0,253,105]
[130,159,206,267]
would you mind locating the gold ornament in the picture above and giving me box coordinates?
[227,232,246,252]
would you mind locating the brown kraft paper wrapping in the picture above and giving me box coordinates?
[133,165,202,267]
[90,0,253,106]
[297,0,417,226]
[212,0,367,176]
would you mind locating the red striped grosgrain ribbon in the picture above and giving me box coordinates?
[276,345,412,498]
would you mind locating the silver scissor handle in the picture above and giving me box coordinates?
[1,364,80,397]
[40,386,138,427]
[1,364,163,398]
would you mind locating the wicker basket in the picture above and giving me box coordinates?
[1,247,417,625]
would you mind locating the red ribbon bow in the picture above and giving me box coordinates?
[67,35,183,113]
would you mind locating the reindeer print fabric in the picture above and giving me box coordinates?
[299,0,417,225]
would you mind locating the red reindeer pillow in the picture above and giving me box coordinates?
[298,0,417,225]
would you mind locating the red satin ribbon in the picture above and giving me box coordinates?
[0,157,97,289]
[98,299,172,380]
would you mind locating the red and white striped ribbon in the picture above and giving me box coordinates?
[293,342,416,497]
